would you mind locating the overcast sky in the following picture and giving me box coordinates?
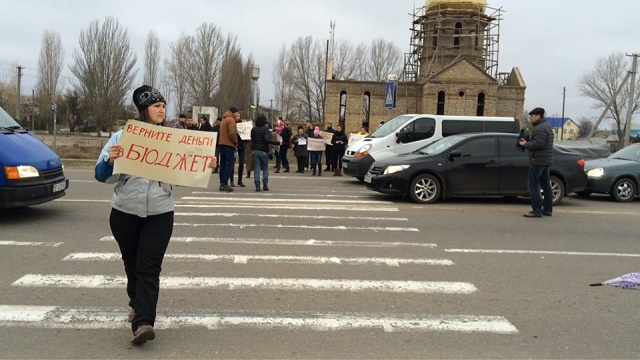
[1,0,639,128]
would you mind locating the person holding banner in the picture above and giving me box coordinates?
[95,85,217,345]
[230,115,247,187]
[291,125,309,173]
[331,124,348,176]
[276,118,291,173]
[250,115,282,191]
[323,121,335,172]
[310,127,324,176]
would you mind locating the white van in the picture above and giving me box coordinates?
[342,114,520,180]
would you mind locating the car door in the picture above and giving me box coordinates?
[394,117,436,155]
[445,136,500,195]
[497,135,530,193]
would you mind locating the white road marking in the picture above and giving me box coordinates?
[62,252,454,266]
[446,249,640,257]
[181,197,393,204]
[13,274,476,294]
[174,212,407,221]
[0,241,63,247]
[99,236,437,248]
[176,204,400,211]
[191,191,373,199]
[173,223,418,231]
[0,306,518,333]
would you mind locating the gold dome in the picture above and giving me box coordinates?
[426,0,487,12]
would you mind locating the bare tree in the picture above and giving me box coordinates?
[37,30,64,132]
[332,40,367,81]
[214,34,247,115]
[288,36,325,122]
[272,45,295,119]
[70,16,137,134]
[143,31,160,88]
[578,52,640,148]
[182,23,225,105]
[366,38,402,81]
[577,117,594,138]
[165,33,190,116]
[0,66,18,116]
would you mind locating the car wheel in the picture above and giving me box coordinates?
[610,178,636,202]
[575,190,592,197]
[548,175,564,205]
[408,174,441,204]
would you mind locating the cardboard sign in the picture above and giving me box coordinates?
[348,133,367,145]
[307,138,326,151]
[237,122,253,141]
[113,120,217,188]
[319,131,334,145]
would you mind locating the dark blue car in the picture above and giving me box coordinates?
[0,106,68,208]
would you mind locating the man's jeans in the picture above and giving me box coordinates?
[528,164,553,215]
[252,150,269,188]
[218,146,236,185]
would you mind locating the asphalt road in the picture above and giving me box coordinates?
[1,167,639,359]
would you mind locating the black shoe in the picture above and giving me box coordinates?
[312,171,316,176]
[523,211,542,218]
[255,187,261,192]
[318,171,322,176]
[283,169,290,173]
[237,182,246,187]
[542,212,552,217]
[296,170,303,173]
[220,184,233,192]
[324,167,331,171]
[274,170,280,173]
[263,186,269,191]
[230,183,235,187]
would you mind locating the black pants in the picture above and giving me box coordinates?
[325,147,334,169]
[109,208,173,331]
[278,146,289,170]
[332,148,345,169]
[297,156,306,172]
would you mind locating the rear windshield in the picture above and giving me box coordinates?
[0,107,20,128]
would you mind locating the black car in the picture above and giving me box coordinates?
[579,143,640,202]
[364,133,588,204]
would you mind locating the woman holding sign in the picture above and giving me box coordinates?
[95,85,217,345]
[291,125,309,173]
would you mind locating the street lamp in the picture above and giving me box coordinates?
[251,66,260,120]
[51,102,58,151]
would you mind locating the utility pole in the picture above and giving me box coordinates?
[31,88,35,130]
[269,99,274,127]
[560,87,566,140]
[622,53,638,149]
[16,66,23,120]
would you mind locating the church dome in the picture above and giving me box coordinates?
[426,0,487,12]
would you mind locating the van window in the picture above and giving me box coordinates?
[369,115,413,138]
[442,120,483,137]
[0,106,20,127]
[485,120,518,133]
[398,118,435,143]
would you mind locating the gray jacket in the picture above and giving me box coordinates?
[109,174,174,218]
[524,118,554,166]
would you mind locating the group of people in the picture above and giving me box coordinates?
[290,121,348,176]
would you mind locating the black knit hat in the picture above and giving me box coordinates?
[133,85,165,113]
[229,106,239,113]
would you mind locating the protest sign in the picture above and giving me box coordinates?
[319,131,334,145]
[348,133,367,145]
[307,138,326,151]
[236,121,253,141]
[113,120,217,188]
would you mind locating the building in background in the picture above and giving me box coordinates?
[325,0,526,135]
[546,117,580,140]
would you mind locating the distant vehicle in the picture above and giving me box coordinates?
[0,106,68,209]
[342,114,520,181]
[579,143,640,202]
[364,133,587,205]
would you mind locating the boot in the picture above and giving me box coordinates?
[318,169,322,176]
[246,170,251,178]
[324,166,331,171]
[333,168,340,176]
[274,165,280,173]
[283,167,290,173]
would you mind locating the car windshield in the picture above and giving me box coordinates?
[369,115,414,138]
[608,144,640,161]
[414,135,467,155]
[0,106,21,128]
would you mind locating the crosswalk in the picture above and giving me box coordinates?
[0,185,519,336]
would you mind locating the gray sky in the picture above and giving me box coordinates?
[1,0,639,128]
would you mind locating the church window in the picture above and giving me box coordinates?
[437,91,446,115]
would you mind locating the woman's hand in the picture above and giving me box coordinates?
[208,156,218,169]
[107,145,123,164]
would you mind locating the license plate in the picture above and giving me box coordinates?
[364,175,373,183]
[52,181,66,193]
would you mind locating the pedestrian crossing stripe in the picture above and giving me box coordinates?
[0,306,518,334]
[13,274,477,294]
[173,223,419,231]
[62,252,455,266]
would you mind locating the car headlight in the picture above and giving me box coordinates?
[353,144,372,158]
[4,165,40,180]
[586,168,605,178]
[383,165,410,175]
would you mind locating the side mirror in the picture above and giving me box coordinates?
[448,149,462,161]
[396,132,408,144]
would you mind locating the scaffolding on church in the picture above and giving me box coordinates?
[401,4,504,82]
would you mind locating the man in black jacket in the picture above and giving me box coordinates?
[519,107,554,218]
[277,119,292,173]
[251,115,282,192]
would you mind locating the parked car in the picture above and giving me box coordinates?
[364,133,587,205]
[578,143,640,202]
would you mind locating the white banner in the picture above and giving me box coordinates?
[319,131,334,145]
[307,138,326,151]
[236,122,253,141]
[348,133,367,145]
[113,120,217,188]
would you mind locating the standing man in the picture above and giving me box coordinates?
[198,115,213,131]
[172,114,189,129]
[323,121,335,172]
[251,115,282,192]
[218,106,239,192]
[277,120,292,173]
[519,107,554,218]
[230,113,247,187]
